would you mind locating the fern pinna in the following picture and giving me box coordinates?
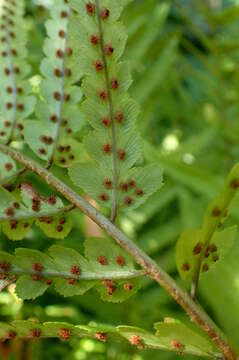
[24,0,83,168]
[0,0,35,145]
[69,0,163,221]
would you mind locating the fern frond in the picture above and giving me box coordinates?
[24,0,83,169]
[176,163,239,298]
[0,318,216,358]
[69,0,163,220]
[0,183,73,240]
[0,237,142,301]
[0,0,35,144]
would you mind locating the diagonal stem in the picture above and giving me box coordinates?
[95,0,119,223]
[0,144,238,360]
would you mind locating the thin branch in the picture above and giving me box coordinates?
[95,0,119,223]
[0,144,238,360]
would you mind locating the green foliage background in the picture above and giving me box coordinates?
[1,0,239,359]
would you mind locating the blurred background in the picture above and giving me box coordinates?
[1,0,239,358]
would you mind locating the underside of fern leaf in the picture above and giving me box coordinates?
[24,0,83,168]
[0,0,35,145]
[0,182,72,240]
[0,237,141,302]
[68,0,163,220]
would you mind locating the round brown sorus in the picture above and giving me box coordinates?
[7,331,17,340]
[99,193,109,202]
[56,225,63,232]
[94,59,103,71]
[111,79,119,90]
[193,242,203,255]
[86,2,95,15]
[59,218,66,225]
[230,178,239,189]
[5,162,13,171]
[171,339,184,352]
[29,329,41,338]
[95,332,107,342]
[4,121,11,127]
[202,263,209,272]
[116,255,125,266]
[70,265,81,276]
[182,262,190,272]
[97,255,108,265]
[61,10,68,18]
[124,283,133,291]
[130,335,143,347]
[103,143,112,154]
[58,30,66,38]
[102,117,111,126]
[118,149,126,160]
[31,274,42,281]
[136,188,144,196]
[17,123,24,130]
[124,196,133,205]
[0,261,10,271]
[120,182,128,191]
[211,207,221,217]
[5,207,14,216]
[99,90,107,101]
[59,328,71,341]
[67,278,77,285]
[33,263,43,273]
[106,43,114,56]
[10,220,18,229]
[101,8,110,20]
[104,178,112,189]
[90,34,99,45]
[48,196,57,205]
[66,47,72,56]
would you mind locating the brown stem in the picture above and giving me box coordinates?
[0,144,238,360]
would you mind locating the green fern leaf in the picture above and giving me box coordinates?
[24,1,83,168]
[0,240,142,301]
[176,163,239,284]
[0,184,72,240]
[68,1,163,217]
[0,0,35,144]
